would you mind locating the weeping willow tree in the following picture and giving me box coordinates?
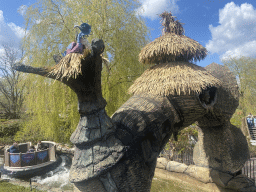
[15,0,149,143]
[223,56,256,115]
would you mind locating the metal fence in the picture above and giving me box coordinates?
[172,152,195,165]
[160,150,194,165]
[242,158,256,184]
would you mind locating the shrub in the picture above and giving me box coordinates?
[230,109,244,128]
[0,119,22,137]
[0,136,15,145]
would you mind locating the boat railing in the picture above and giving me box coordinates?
[4,143,56,168]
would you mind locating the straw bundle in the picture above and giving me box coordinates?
[48,53,84,80]
[139,11,207,64]
[128,61,221,96]
[47,46,95,81]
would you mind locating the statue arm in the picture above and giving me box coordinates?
[13,64,57,80]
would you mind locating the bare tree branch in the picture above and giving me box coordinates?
[0,44,26,119]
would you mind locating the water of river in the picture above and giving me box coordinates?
[0,154,74,191]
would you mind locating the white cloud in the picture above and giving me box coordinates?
[136,0,179,20]
[7,23,26,39]
[206,2,256,61]
[17,5,27,16]
[0,10,26,57]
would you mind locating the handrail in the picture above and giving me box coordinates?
[4,142,56,168]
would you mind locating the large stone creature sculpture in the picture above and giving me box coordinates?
[14,13,249,192]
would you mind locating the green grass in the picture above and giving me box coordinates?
[0,177,208,192]
[151,176,208,192]
[0,180,45,192]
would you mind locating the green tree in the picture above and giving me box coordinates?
[162,124,198,160]
[17,0,149,143]
[222,56,256,116]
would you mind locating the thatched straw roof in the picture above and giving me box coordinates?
[139,33,207,64]
[139,12,207,64]
[128,61,221,96]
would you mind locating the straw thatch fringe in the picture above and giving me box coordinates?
[47,53,83,80]
[139,34,207,64]
[128,61,221,96]
[48,50,109,81]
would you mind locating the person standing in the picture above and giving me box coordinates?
[248,113,253,127]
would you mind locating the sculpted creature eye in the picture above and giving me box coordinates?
[199,86,217,105]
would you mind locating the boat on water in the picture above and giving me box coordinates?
[1,141,62,178]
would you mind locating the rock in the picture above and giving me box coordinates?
[238,186,256,192]
[210,169,233,188]
[156,158,168,169]
[55,143,75,155]
[226,175,255,191]
[193,124,249,174]
[166,161,188,173]
[184,165,213,183]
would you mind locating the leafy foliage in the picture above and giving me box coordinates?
[0,119,23,145]
[222,56,256,115]
[230,109,244,128]
[0,119,22,137]
[163,124,198,159]
[19,0,149,143]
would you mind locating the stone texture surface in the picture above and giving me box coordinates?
[56,143,75,154]
[210,169,233,188]
[193,123,249,174]
[185,165,213,183]
[238,186,256,192]
[204,63,239,122]
[156,157,168,169]
[226,174,255,191]
[157,158,256,192]
[166,161,188,173]
[69,134,125,182]
[73,178,107,192]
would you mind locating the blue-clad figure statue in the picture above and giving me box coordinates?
[62,23,91,57]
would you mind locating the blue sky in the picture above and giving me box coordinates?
[0,0,256,67]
